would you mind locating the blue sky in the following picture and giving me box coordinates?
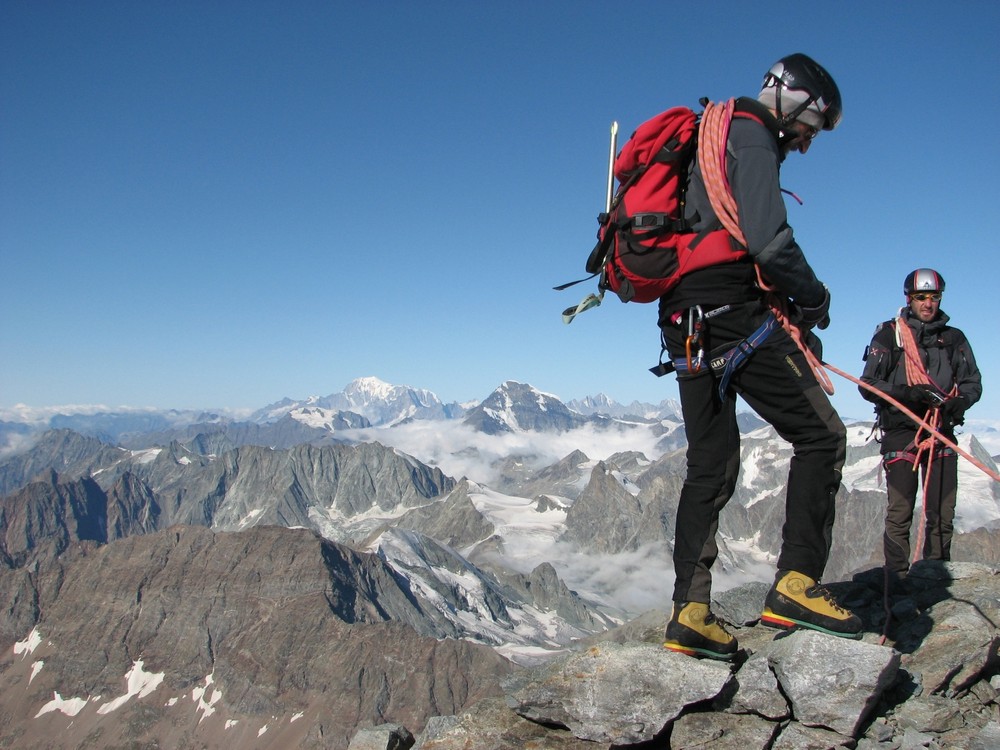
[2,1,999,422]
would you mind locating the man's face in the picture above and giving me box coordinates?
[781,120,819,156]
[908,292,941,322]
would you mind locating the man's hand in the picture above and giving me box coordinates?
[796,286,830,330]
[899,384,943,406]
[942,395,970,426]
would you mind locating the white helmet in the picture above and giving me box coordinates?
[904,268,945,296]
[758,53,843,132]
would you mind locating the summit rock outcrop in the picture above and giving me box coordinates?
[360,561,1000,750]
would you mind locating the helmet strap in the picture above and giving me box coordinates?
[769,75,820,136]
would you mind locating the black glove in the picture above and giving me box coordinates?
[796,286,831,330]
[898,384,941,406]
[942,396,970,426]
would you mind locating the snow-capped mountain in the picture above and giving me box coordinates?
[0,377,693,456]
[5,380,1000,619]
[462,381,591,434]
[250,376,463,427]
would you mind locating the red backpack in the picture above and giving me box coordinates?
[578,105,748,304]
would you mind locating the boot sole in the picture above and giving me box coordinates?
[663,639,737,661]
[760,608,863,640]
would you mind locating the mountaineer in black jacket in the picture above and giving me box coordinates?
[661,54,861,662]
[859,268,982,590]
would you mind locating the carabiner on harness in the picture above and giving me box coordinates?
[652,304,734,378]
[685,305,705,374]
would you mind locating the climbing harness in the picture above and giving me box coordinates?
[668,310,779,401]
[883,446,955,466]
[649,303,733,380]
[827,361,997,482]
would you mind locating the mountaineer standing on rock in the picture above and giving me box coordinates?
[859,269,982,593]
[657,54,863,660]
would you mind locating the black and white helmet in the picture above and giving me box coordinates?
[904,268,945,296]
[758,53,842,132]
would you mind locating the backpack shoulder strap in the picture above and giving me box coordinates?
[872,319,898,347]
[863,319,899,365]
[731,96,781,141]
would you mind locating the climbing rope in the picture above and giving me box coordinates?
[825,360,999,483]
[698,99,743,243]
[699,99,834,396]
[760,282,836,395]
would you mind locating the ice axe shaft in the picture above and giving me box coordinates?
[605,121,618,214]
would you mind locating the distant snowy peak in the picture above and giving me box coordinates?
[249,397,301,423]
[256,379,670,436]
[253,376,460,428]
[342,376,401,404]
[330,376,457,426]
[567,393,682,422]
[568,393,617,414]
[463,381,588,435]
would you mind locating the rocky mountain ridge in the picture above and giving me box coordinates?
[3,529,998,749]
[3,411,999,621]
[1,525,513,750]
[0,456,610,655]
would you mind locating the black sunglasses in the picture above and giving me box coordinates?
[910,293,941,302]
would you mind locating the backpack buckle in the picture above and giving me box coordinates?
[632,213,668,228]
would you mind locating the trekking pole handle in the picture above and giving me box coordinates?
[605,121,618,214]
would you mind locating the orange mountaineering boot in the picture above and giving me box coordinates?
[663,601,739,661]
[761,570,862,639]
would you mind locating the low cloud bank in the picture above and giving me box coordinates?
[343,420,668,487]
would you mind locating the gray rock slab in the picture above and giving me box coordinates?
[901,596,1000,696]
[714,580,770,626]
[669,710,778,749]
[411,696,606,750]
[503,641,732,744]
[348,723,415,750]
[768,629,899,737]
[771,721,855,749]
[969,721,1000,750]
[892,694,965,733]
[716,650,790,720]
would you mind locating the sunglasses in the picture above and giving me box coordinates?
[910,293,941,302]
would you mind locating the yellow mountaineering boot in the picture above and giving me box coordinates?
[663,601,738,661]
[761,570,862,639]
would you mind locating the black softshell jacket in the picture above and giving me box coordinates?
[859,309,982,431]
